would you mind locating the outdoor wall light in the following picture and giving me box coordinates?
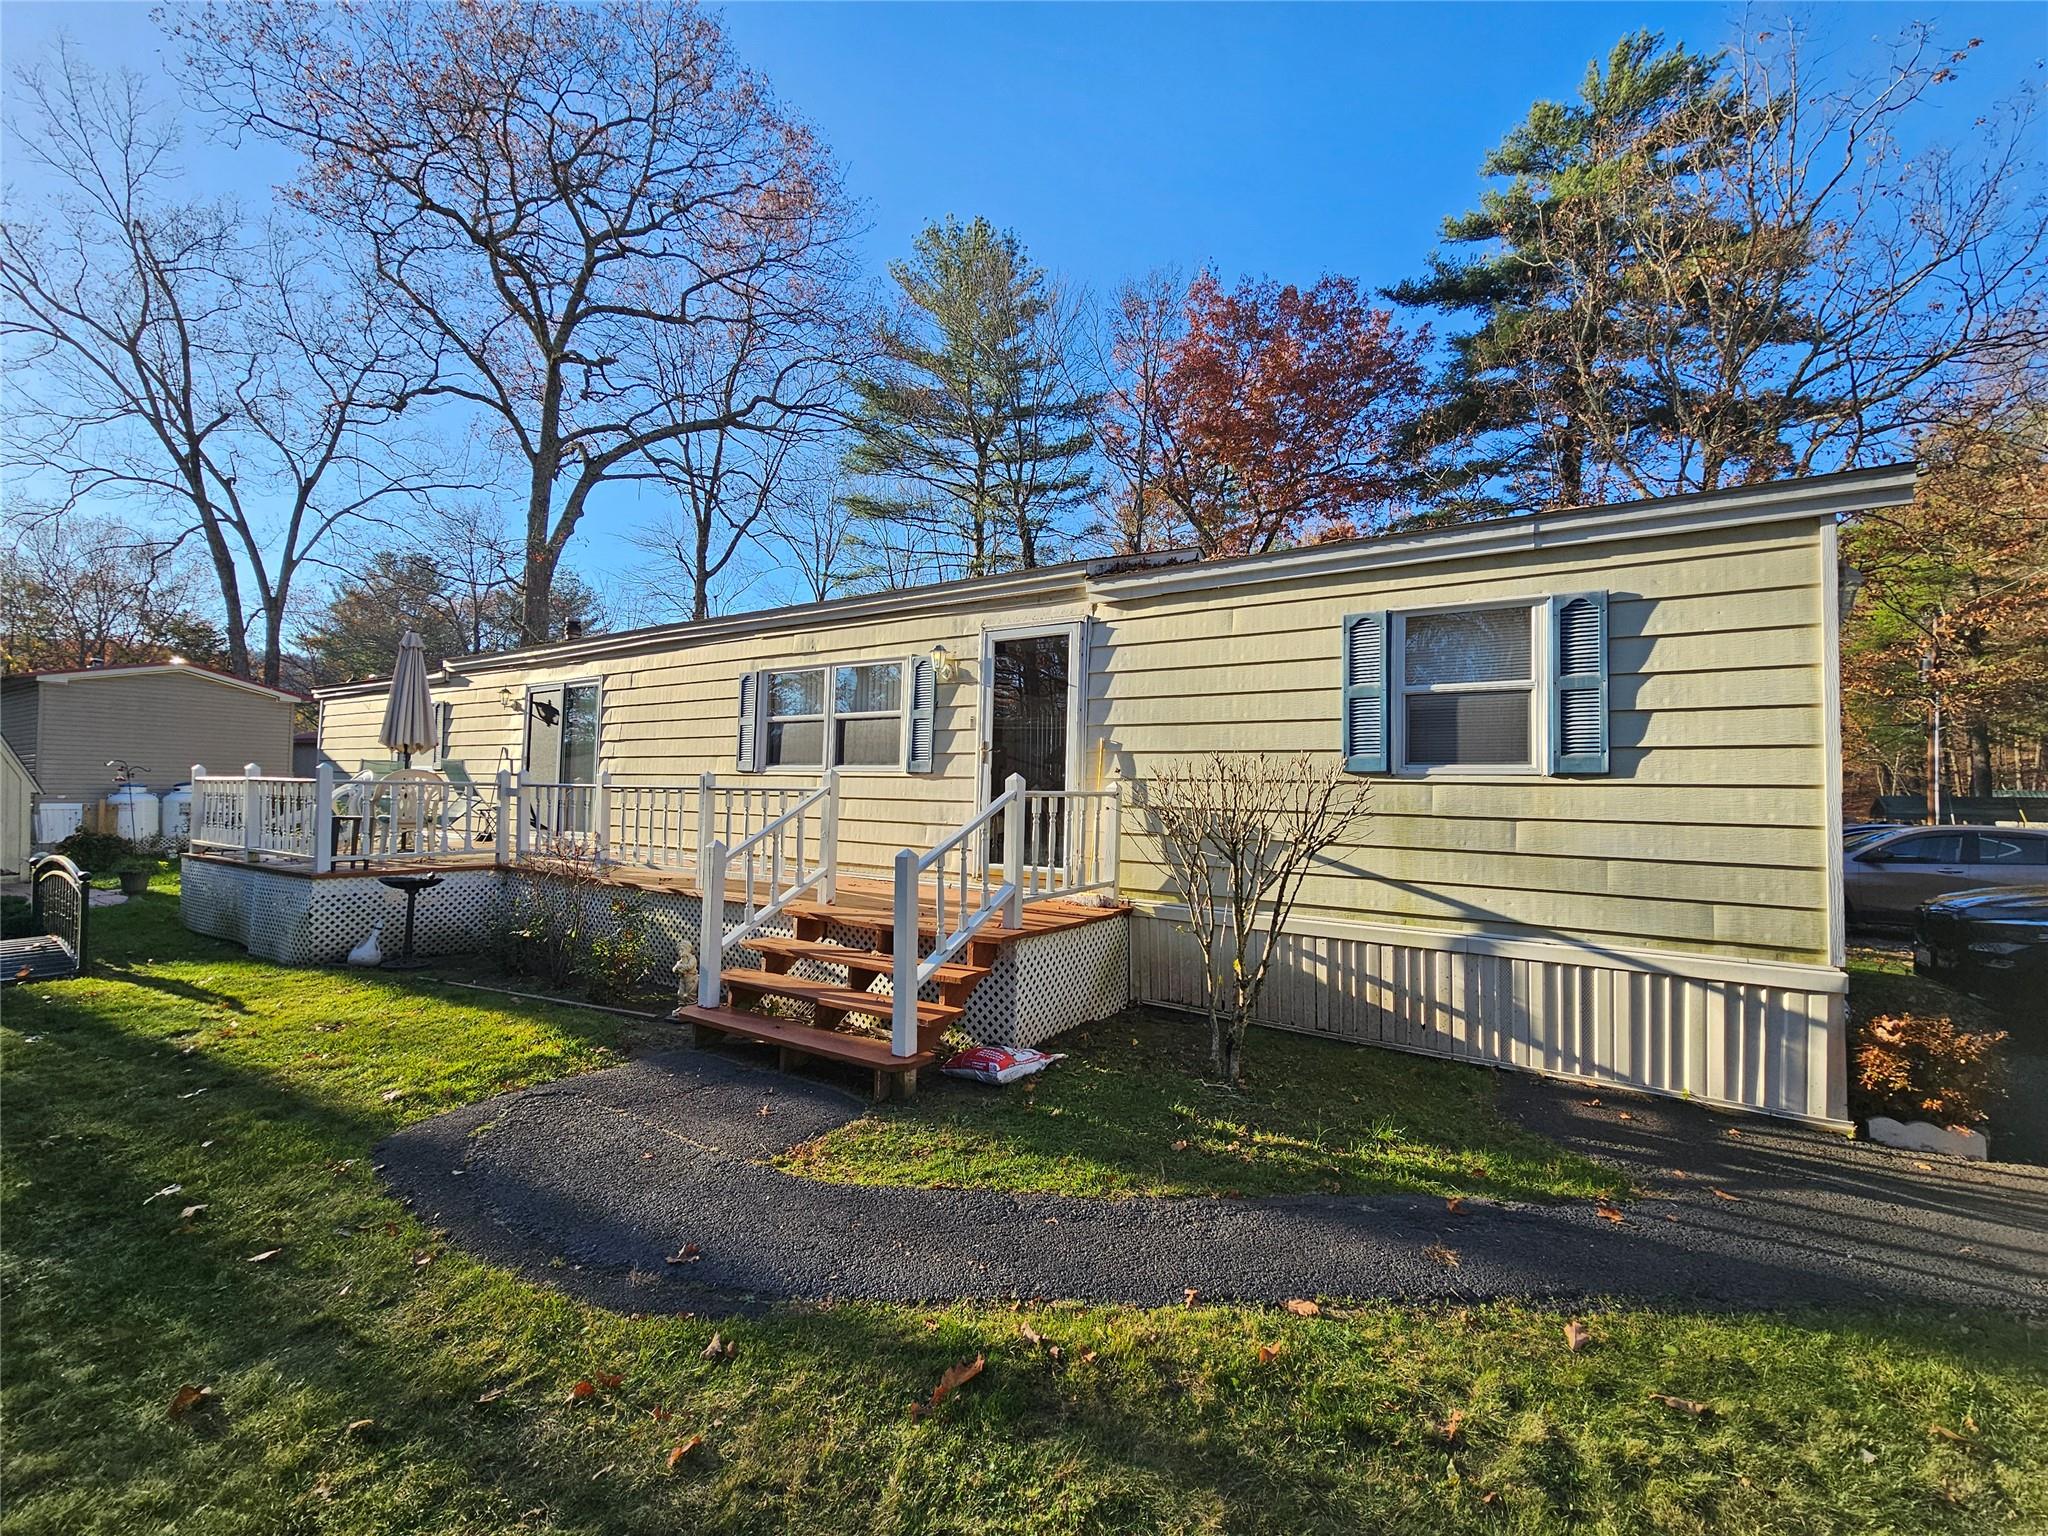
[930,644,960,685]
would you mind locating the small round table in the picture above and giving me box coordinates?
[376,873,444,970]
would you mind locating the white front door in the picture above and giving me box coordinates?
[979,622,1083,866]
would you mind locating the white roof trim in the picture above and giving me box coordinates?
[1091,463,1918,600]
[310,463,1917,701]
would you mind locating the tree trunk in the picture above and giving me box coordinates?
[1968,718,1994,799]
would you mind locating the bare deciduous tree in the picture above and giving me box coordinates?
[1138,752,1371,1084]
[0,44,447,685]
[176,0,858,641]
[0,511,225,672]
[1092,268,1191,555]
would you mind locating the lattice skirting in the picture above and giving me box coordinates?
[1130,910,1848,1127]
[179,858,1133,1052]
[180,858,503,966]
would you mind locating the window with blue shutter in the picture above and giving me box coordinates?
[735,671,759,772]
[1341,611,1388,773]
[903,654,936,773]
[1549,592,1609,774]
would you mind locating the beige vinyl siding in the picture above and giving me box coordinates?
[29,673,297,804]
[1093,518,1833,965]
[317,512,1835,968]
[1,736,35,874]
[318,594,1090,876]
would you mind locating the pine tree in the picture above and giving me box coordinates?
[842,217,1094,581]
[1387,32,1742,513]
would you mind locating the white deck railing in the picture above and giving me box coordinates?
[696,771,840,1008]
[190,765,320,861]
[1017,788,1123,902]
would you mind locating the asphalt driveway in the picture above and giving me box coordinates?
[378,1048,2048,1316]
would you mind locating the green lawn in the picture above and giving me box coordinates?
[3,874,2044,1535]
[782,1010,1624,1202]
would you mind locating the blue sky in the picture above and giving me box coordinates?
[3,1,2042,615]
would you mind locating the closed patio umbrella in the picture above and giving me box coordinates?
[378,631,439,769]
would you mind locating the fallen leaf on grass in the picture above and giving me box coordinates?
[569,1381,597,1402]
[665,1436,704,1468]
[1564,1319,1593,1353]
[1019,1325,1044,1348]
[1078,1350,1098,1365]
[1426,1243,1461,1269]
[701,1333,735,1361]
[1440,1408,1466,1444]
[1183,1288,1199,1308]
[346,1419,374,1435]
[649,1405,672,1423]
[1710,1188,1742,1203]
[144,1184,183,1205]
[908,1354,985,1420]
[474,1388,508,1406]
[168,1384,214,1418]
[179,1204,209,1220]
[380,1089,406,1103]
[1444,1196,1465,1214]
[246,1248,282,1263]
[1171,1139,1189,1152]
[1594,1204,1625,1224]
[1649,1393,1710,1416]
[1283,1298,1321,1317]
[1929,1424,1977,1447]
[1256,1342,1284,1365]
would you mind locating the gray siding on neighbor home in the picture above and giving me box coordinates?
[21,671,297,804]
[1,679,42,782]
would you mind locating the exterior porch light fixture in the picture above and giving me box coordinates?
[930,643,959,684]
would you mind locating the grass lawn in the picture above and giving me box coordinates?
[2,874,2044,1534]
[781,1010,1625,1202]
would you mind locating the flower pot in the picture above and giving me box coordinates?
[118,868,152,897]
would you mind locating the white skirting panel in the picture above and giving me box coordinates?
[1130,911,1848,1127]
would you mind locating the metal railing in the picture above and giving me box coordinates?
[696,771,840,1008]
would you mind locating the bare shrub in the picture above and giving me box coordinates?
[1138,752,1371,1084]
[498,851,653,1002]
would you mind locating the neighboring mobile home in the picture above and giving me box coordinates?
[1,664,302,835]
[312,464,1916,1126]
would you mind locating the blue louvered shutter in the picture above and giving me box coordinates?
[735,671,759,772]
[903,655,936,773]
[1549,592,1609,774]
[1341,612,1388,773]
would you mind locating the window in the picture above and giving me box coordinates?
[833,663,902,767]
[1976,833,2048,866]
[760,660,907,771]
[765,669,825,768]
[1877,834,1964,864]
[1397,606,1535,769]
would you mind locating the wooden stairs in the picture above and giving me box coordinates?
[675,905,1007,1101]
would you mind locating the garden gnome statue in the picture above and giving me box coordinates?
[672,941,699,1004]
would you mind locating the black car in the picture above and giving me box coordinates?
[1914,884,2048,1010]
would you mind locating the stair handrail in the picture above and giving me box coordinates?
[696,770,839,1008]
[888,772,1027,1058]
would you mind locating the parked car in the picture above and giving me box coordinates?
[1914,884,2048,1010]
[1842,824,2048,928]
[1843,822,1908,853]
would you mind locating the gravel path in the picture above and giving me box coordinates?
[377,1048,2048,1316]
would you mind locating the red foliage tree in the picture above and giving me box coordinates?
[1141,274,1426,557]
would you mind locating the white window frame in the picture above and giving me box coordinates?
[976,619,1087,818]
[758,658,910,776]
[1391,599,1547,777]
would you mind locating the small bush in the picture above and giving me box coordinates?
[496,853,653,1001]
[53,829,144,872]
[1,894,33,940]
[1851,1011,2007,1128]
